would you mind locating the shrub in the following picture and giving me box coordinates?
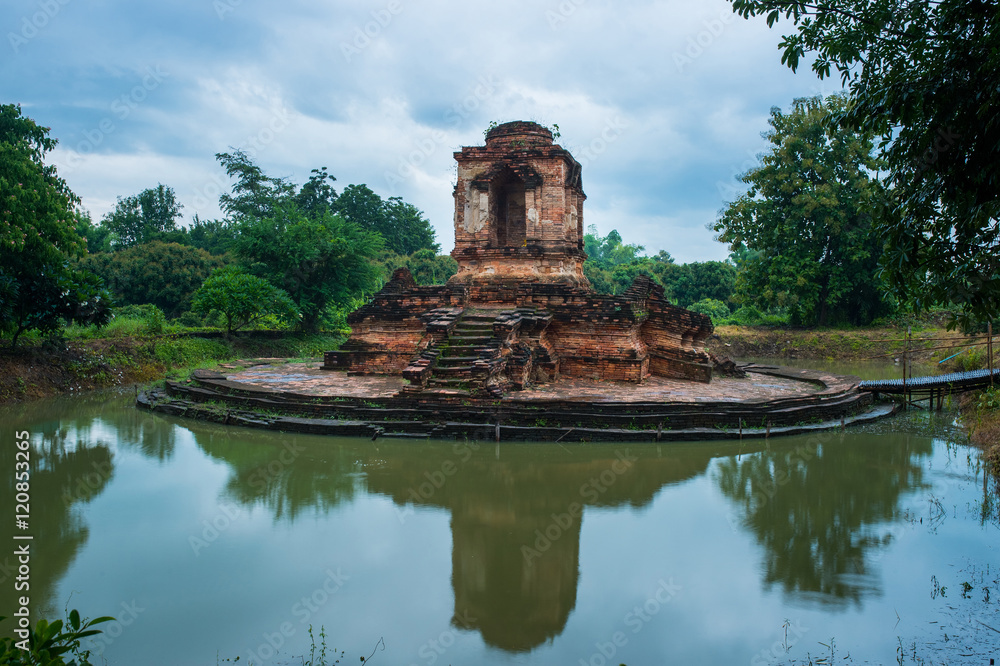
[687,298,731,324]
[153,337,232,367]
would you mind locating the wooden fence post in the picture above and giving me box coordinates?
[903,326,910,410]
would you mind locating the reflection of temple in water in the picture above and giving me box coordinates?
[363,444,712,652]
[191,425,933,652]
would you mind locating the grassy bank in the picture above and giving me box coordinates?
[0,331,345,405]
[959,388,1000,481]
[712,324,999,485]
[708,325,976,364]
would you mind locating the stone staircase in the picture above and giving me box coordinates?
[425,312,502,393]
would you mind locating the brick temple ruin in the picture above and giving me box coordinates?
[323,121,715,395]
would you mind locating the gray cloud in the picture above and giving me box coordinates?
[3,0,838,260]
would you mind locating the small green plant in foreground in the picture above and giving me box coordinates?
[0,609,114,665]
[977,387,1000,411]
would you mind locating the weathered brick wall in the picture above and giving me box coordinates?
[325,269,467,375]
[451,121,588,287]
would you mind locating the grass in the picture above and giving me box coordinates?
[959,386,1000,486]
[0,324,347,405]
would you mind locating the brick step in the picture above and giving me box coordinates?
[449,331,493,338]
[427,377,481,387]
[442,348,496,358]
[435,356,488,365]
[432,366,481,377]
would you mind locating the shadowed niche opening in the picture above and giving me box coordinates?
[489,167,526,248]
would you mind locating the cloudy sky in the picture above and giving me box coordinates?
[3,0,841,263]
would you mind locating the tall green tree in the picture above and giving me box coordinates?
[217,149,295,222]
[0,104,111,346]
[74,210,112,254]
[713,95,893,326]
[181,215,237,256]
[216,153,384,332]
[383,196,439,254]
[234,201,383,332]
[729,0,1000,330]
[102,184,183,249]
[295,166,338,219]
[335,184,438,255]
[669,261,738,309]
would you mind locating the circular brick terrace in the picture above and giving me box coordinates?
[139,361,894,442]
[222,362,833,403]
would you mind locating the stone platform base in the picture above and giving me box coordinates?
[136,361,892,442]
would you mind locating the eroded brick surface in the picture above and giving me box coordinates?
[226,362,819,404]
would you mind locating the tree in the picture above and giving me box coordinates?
[192,267,299,335]
[0,104,112,346]
[383,196,439,254]
[378,249,457,286]
[729,0,1000,329]
[81,241,227,317]
[74,210,111,254]
[713,96,893,326]
[583,226,646,268]
[335,184,438,255]
[668,262,738,309]
[234,201,383,332]
[102,184,183,249]
[295,166,338,219]
[217,149,295,222]
[181,215,237,256]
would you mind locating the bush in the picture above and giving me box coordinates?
[174,310,205,328]
[191,266,299,335]
[717,305,789,327]
[153,337,232,367]
[957,346,988,372]
[687,298,731,324]
[143,306,167,335]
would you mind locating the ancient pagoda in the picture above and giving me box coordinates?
[323,121,714,394]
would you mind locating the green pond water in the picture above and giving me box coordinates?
[1,361,998,665]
